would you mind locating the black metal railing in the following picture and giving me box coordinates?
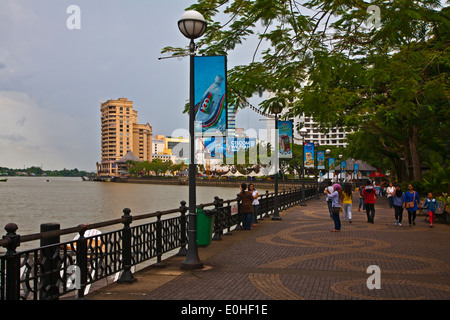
[0,186,317,300]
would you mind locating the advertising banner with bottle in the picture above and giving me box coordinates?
[303,142,315,168]
[277,120,293,158]
[194,55,227,136]
[317,151,325,170]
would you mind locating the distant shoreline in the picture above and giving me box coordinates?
[108,177,319,190]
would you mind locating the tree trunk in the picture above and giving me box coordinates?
[407,125,421,181]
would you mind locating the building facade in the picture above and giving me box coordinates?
[97,98,152,176]
[294,114,350,147]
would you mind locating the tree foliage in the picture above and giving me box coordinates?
[164,0,449,185]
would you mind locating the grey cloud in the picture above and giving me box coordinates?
[16,116,26,126]
[0,133,27,142]
[0,62,6,69]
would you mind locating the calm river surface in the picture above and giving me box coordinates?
[0,177,251,247]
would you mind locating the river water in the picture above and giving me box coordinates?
[0,177,250,248]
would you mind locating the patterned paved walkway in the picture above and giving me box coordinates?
[87,195,450,302]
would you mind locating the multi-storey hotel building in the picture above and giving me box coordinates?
[97,98,152,176]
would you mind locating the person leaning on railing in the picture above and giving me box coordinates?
[239,183,254,231]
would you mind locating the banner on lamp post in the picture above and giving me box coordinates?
[341,160,347,173]
[317,151,325,170]
[329,158,335,173]
[304,142,315,168]
[277,120,293,158]
[194,55,227,136]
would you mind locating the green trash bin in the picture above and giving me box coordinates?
[196,207,215,246]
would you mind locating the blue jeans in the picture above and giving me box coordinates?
[242,213,253,230]
[359,198,365,210]
[327,200,333,218]
[332,208,341,230]
[388,197,394,208]
[252,205,259,224]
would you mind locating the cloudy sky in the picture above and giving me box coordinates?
[0,0,267,171]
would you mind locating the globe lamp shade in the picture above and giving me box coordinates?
[178,10,207,39]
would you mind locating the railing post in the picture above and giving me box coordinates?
[235,193,243,230]
[154,212,165,268]
[76,225,88,299]
[39,223,60,300]
[2,223,20,300]
[264,190,270,218]
[212,196,222,241]
[118,208,136,283]
[177,201,188,256]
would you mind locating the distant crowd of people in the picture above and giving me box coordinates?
[236,180,441,233]
[324,180,441,232]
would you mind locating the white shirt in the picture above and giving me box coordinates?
[252,190,259,205]
[387,186,395,197]
[325,186,334,201]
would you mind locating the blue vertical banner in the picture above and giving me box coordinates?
[194,55,227,135]
[329,158,335,173]
[317,151,325,170]
[341,160,347,173]
[277,120,293,158]
[304,142,315,168]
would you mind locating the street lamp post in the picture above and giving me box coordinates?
[271,103,282,220]
[326,148,331,182]
[314,142,319,199]
[299,127,307,206]
[178,10,207,270]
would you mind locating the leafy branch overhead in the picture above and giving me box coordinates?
[164,1,449,184]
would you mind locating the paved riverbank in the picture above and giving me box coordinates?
[86,195,450,303]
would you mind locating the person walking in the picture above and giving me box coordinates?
[358,182,365,212]
[392,185,405,226]
[387,182,396,209]
[342,183,353,223]
[403,184,421,227]
[249,183,259,227]
[363,180,377,223]
[326,183,343,232]
[239,183,254,230]
[422,192,440,227]
[325,181,334,218]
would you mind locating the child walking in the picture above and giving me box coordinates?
[422,193,440,227]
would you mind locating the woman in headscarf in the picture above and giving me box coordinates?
[325,183,343,232]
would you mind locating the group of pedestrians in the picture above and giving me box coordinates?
[388,183,441,228]
[239,180,441,233]
[324,179,441,231]
[325,180,377,232]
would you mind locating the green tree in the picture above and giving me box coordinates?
[165,1,448,182]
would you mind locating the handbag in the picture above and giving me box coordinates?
[406,192,415,209]
[331,207,340,214]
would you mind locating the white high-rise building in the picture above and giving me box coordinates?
[294,114,350,147]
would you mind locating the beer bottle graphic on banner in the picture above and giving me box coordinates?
[196,75,224,120]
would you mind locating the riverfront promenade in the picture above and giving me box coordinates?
[86,195,450,302]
